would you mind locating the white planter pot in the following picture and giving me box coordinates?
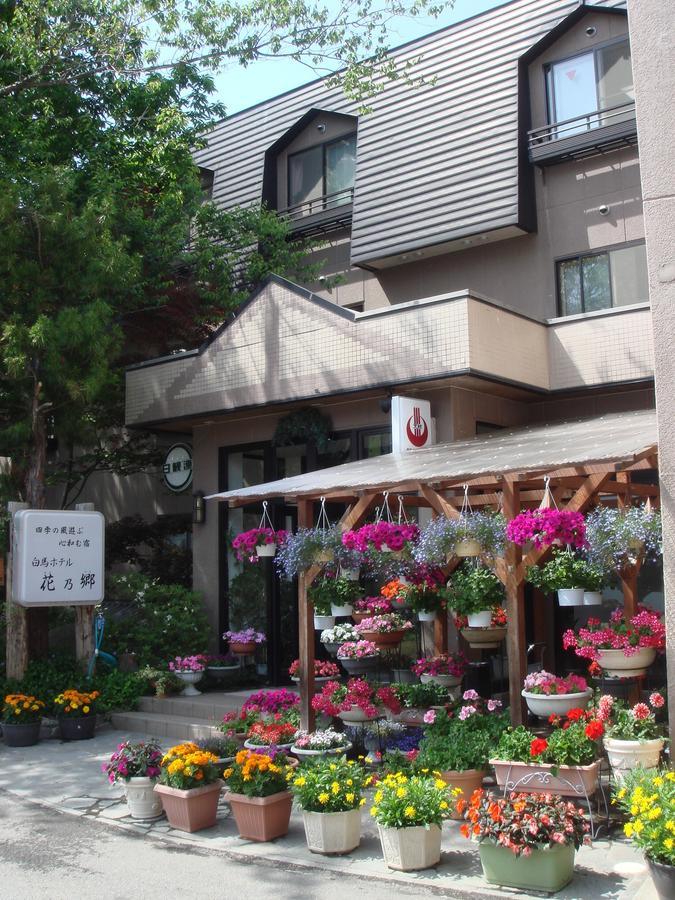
[377,823,442,871]
[596,647,657,677]
[417,611,436,623]
[604,736,664,783]
[522,689,592,719]
[337,705,380,724]
[454,539,482,558]
[467,610,493,628]
[583,591,603,606]
[255,543,276,557]
[303,808,361,854]
[340,568,360,581]
[292,744,351,759]
[175,670,203,696]
[330,604,354,617]
[557,589,584,607]
[314,615,336,630]
[420,673,462,688]
[124,777,164,820]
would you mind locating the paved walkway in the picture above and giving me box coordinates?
[0,725,658,899]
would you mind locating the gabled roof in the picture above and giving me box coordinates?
[520,1,627,64]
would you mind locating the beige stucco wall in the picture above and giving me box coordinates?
[627,0,675,745]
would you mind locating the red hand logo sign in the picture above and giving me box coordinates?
[406,406,429,447]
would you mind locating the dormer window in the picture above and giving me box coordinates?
[288,133,356,216]
[546,39,633,136]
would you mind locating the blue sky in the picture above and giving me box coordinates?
[214,0,512,114]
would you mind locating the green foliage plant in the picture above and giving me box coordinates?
[445,565,504,616]
[526,549,602,593]
[291,757,371,812]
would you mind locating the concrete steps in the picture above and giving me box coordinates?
[110,709,222,741]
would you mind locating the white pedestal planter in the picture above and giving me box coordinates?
[330,604,354,617]
[467,610,493,628]
[291,744,350,760]
[377,824,442,871]
[557,589,584,607]
[314,615,336,630]
[596,647,657,677]
[583,591,603,606]
[522,689,592,719]
[124,777,164,820]
[604,737,664,783]
[302,809,361,854]
[175,671,203,696]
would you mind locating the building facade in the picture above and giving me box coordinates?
[125,0,656,681]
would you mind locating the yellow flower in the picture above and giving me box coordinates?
[318,793,329,805]
[665,838,674,851]
[331,781,340,794]
[222,768,233,779]
[616,788,626,800]
[370,806,379,816]
[83,706,90,714]
[345,793,355,804]
[435,779,446,790]
[359,798,366,807]
[404,806,416,818]
[346,779,353,786]
[666,821,675,833]
[648,807,662,821]
[440,801,448,810]
[14,708,20,716]
[294,776,306,787]
[396,787,407,799]
[329,764,337,771]
[666,772,675,782]
[634,821,644,834]
[653,777,664,787]
[374,790,383,803]
[624,822,634,837]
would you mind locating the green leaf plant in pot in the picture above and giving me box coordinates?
[526,549,602,608]
[445,564,504,628]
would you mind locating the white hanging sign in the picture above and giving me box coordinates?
[162,443,193,492]
[12,509,105,607]
[391,396,434,453]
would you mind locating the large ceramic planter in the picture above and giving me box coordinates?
[125,777,163,820]
[154,780,222,832]
[603,736,664,783]
[337,705,380,725]
[229,641,257,655]
[522,689,592,719]
[583,591,603,606]
[331,604,354,617]
[490,758,601,798]
[1,720,41,747]
[256,543,276,557]
[291,744,350,760]
[438,768,486,820]
[390,668,417,684]
[461,626,506,649]
[478,841,575,893]
[647,857,675,900]
[339,655,379,675]
[175,670,203,696]
[420,673,462,689]
[303,808,361,854]
[596,647,656,677]
[454,539,482,558]
[58,715,96,741]
[314,615,336,630]
[557,588,584,607]
[467,610,492,628]
[227,790,293,841]
[377,823,441,871]
[358,630,407,647]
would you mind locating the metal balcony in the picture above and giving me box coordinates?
[278,188,354,238]
[528,101,637,166]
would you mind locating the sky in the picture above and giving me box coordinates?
[213,0,513,114]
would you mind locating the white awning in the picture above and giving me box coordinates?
[206,409,657,505]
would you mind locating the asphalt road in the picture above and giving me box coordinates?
[0,792,462,900]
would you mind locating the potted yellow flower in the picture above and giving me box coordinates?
[154,742,222,832]
[53,689,99,741]
[370,771,450,871]
[291,757,371,854]
[222,749,294,841]
[2,694,45,747]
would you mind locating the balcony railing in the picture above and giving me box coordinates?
[278,188,354,237]
[528,101,637,166]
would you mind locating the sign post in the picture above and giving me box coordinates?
[5,501,29,679]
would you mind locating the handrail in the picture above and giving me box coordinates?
[279,187,354,221]
[528,101,636,146]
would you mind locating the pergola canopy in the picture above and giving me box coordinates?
[207,409,657,506]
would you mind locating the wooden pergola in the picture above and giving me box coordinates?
[209,410,659,730]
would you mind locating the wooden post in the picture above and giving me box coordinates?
[5,501,29,679]
[74,503,96,669]
[502,478,527,726]
[297,499,316,732]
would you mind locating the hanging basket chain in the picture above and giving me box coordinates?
[397,495,409,524]
[316,496,332,531]
[258,500,275,531]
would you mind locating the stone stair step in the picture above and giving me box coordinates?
[110,710,223,742]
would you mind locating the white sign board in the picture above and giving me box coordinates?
[391,396,434,454]
[12,510,105,607]
[163,443,193,492]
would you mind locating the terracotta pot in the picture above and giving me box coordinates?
[351,612,370,624]
[1,720,41,747]
[490,758,601,798]
[58,715,96,741]
[227,790,293,841]
[377,823,441,871]
[358,630,407,646]
[154,780,222,832]
[302,808,361,854]
[596,647,656,677]
[479,841,575,892]
[438,769,486,819]
[522,689,592,719]
[603,736,664,783]
[229,641,256,655]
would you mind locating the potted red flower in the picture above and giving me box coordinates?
[562,606,665,677]
[312,678,401,724]
[411,652,466,689]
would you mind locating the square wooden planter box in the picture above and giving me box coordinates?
[154,780,222,832]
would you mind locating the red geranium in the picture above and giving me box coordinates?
[530,737,548,758]
[584,720,604,740]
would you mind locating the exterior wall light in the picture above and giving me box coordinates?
[193,491,206,525]
[585,26,597,36]
[598,204,610,216]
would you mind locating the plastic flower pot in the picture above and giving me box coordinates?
[557,588,585,607]
[460,626,506,649]
[1,720,41,747]
[339,655,379,675]
[124,777,163,820]
[419,673,462,688]
[377,823,441,871]
[438,769,486,820]
[454,539,482,558]
[229,641,256,655]
[358,630,407,647]
[583,591,603,606]
[647,857,675,900]
[303,809,361,855]
[337,705,381,724]
[478,841,575,893]
[467,610,493,628]
[603,737,664,783]
[596,647,656,677]
[521,689,592,719]
[291,744,350,760]
[314,614,336,630]
[256,543,276,557]
[154,780,222,832]
[490,759,601,798]
[330,604,354,617]
[58,715,96,741]
[244,740,294,753]
[322,642,341,656]
[227,790,293,841]
[175,670,203,696]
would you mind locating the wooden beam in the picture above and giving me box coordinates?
[337,493,378,532]
[297,499,315,732]
[417,484,461,519]
[502,478,527,727]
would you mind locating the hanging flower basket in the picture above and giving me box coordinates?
[455,538,482,558]
[460,626,507,649]
[507,508,586,550]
